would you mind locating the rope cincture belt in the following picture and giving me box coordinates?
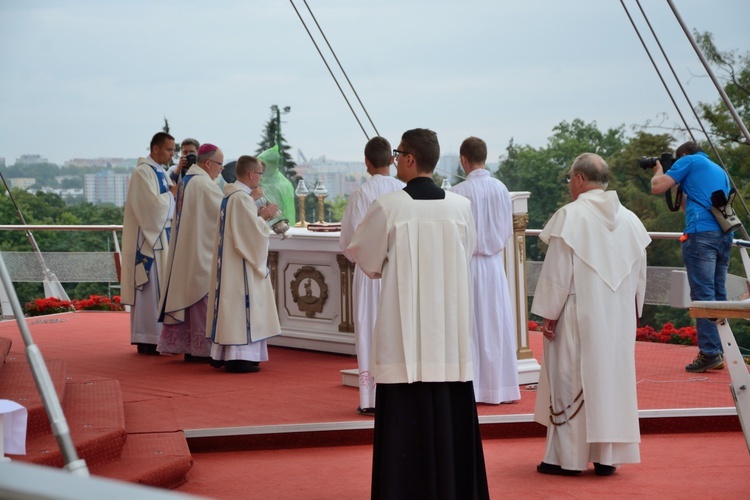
[549,389,585,426]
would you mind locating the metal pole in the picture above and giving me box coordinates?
[667,0,750,145]
[0,171,70,301]
[0,253,88,475]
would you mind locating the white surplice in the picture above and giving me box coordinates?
[452,169,520,404]
[206,181,281,362]
[347,190,477,384]
[121,156,174,345]
[339,174,405,409]
[531,189,650,470]
[158,165,223,355]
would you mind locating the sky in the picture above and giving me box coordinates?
[0,0,748,168]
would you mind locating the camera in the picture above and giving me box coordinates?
[638,152,674,171]
[186,152,197,167]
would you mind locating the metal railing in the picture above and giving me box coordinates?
[1,225,748,304]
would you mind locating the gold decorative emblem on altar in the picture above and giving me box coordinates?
[290,266,329,317]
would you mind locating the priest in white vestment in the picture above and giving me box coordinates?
[348,128,489,499]
[158,143,225,361]
[206,155,282,373]
[339,136,404,415]
[452,136,520,405]
[532,153,651,477]
[121,132,176,355]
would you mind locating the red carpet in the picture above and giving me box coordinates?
[1,311,747,498]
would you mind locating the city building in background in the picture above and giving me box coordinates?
[84,171,131,207]
[9,178,36,190]
[65,158,137,169]
[15,154,50,165]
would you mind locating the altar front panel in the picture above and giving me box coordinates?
[268,228,356,355]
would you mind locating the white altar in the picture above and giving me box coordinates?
[267,191,540,384]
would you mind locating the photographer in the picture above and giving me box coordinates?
[168,138,200,183]
[651,141,734,373]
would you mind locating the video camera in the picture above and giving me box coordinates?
[638,152,674,171]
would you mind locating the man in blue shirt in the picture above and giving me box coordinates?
[651,141,733,372]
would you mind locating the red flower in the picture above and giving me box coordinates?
[636,323,697,346]
[72,295,125,312]
[24,295,124,316]
[23,297,74,317]
[528,321,539,331]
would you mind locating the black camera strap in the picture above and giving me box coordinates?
[665,186,683,212]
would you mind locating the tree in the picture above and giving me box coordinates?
[694,31,750,151]
[255,105,299,184]
[0,191,124,304]
[329,196,348,223]
[496,140,561,260]
[162,117,179,166]
[60,177,83,189]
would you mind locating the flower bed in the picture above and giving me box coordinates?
[73,295,125,312]
[23,295,124,316]
[636,322,697,346]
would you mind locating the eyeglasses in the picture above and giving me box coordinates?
[208,159,224,168]
[393,149,411,161]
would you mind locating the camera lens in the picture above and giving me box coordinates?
[638,157,656,170]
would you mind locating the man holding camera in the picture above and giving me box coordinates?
[651,141,734,373]
[168,138,200,184]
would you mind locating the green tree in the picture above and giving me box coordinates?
[60,177,83,189]
[255,105,299,184]
[497,120,627,260]
[329,196,348,223]
[0,191,124,304]
[694,31,750,150]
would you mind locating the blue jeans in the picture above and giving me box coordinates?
[681,231,733,356]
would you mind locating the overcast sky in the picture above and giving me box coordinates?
[0,0,748,167]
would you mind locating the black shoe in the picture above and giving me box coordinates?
[536,462,581,476]
[685,352,724,373]
[356,406,376,416]
[210,359,226,369]
[594,463,616,476]
[184,354,212,363]
[136,343,159,355]
[225,360,261,373]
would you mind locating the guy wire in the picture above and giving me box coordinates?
[622,0,749,234]
[619,0,695,141]
[635,0,718,155]
[667,0,750,235]
[289,0,370,140]
[302,0,380,138]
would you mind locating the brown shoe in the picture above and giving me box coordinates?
[686,352,724,373]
